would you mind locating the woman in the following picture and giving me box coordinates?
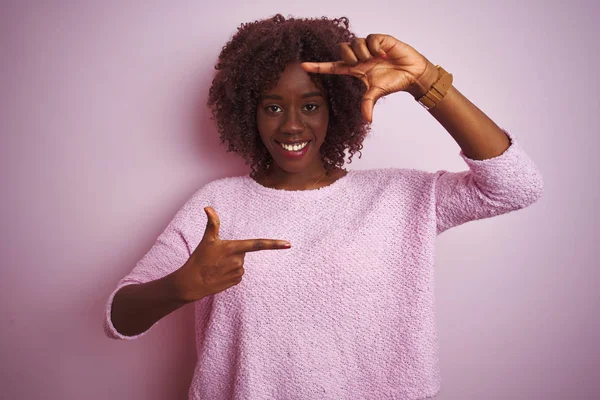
[104,14,543,399]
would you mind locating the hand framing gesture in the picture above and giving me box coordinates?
[301,34,435,122]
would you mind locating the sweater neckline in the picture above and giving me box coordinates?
[243,169,354,198]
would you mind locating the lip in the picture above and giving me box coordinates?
[275,140,311,159]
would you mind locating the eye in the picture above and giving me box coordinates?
[303,103,319,112]
[265,105,282,114]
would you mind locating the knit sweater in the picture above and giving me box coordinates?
[104,129,543,400]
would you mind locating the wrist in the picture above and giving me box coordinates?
[407,60,439,99]
[163,268,194,305]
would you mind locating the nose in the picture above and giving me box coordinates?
[280,108,304,135]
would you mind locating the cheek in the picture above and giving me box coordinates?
[255,118,270,143]
[256,113,276,133]
[312,112,329,133]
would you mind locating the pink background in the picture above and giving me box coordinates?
[1,1,598,399]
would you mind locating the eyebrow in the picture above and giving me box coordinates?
[260,91,323,100]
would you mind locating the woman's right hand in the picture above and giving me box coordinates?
[172,206,292,302]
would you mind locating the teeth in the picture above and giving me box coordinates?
[279,141,309,151]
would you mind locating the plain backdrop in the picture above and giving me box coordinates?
[1,1,598,399]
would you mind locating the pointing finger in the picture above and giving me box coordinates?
[230,239,292,254]
[301,61,352,76]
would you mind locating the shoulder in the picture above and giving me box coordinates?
[352,167,436,187]
[186,175,246,203]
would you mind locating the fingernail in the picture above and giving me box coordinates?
[283,242,292,248]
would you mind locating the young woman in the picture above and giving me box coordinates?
[104,14,543,399]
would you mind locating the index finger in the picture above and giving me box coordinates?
[301,61,352,76]
[230,239,292,253]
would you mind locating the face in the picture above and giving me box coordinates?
[256,62,329,175]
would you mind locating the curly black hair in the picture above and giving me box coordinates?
[207,14,371,179]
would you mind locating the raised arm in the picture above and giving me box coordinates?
[301,34,543,233]
[407,60,510,160]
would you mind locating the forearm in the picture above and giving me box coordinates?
[110,271,190,337]
[408,61,511,160]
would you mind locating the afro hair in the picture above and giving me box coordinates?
[207,14,371,178]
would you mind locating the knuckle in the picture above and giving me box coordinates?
[201,273,213,287]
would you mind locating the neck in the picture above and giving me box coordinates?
[262,164,329,190]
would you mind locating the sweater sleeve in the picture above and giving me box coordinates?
[103,189,207,340]
[434,129,544,235]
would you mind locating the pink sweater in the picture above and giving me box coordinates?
[104,130,543,399]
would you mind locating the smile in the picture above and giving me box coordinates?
[275,140,312,158]
[277,141,310,151]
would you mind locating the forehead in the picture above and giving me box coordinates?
[265,63,321,94]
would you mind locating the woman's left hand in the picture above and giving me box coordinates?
[301,34,437,122]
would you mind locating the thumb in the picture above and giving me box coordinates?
[362,86,386,123]
[202,206,220,242]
